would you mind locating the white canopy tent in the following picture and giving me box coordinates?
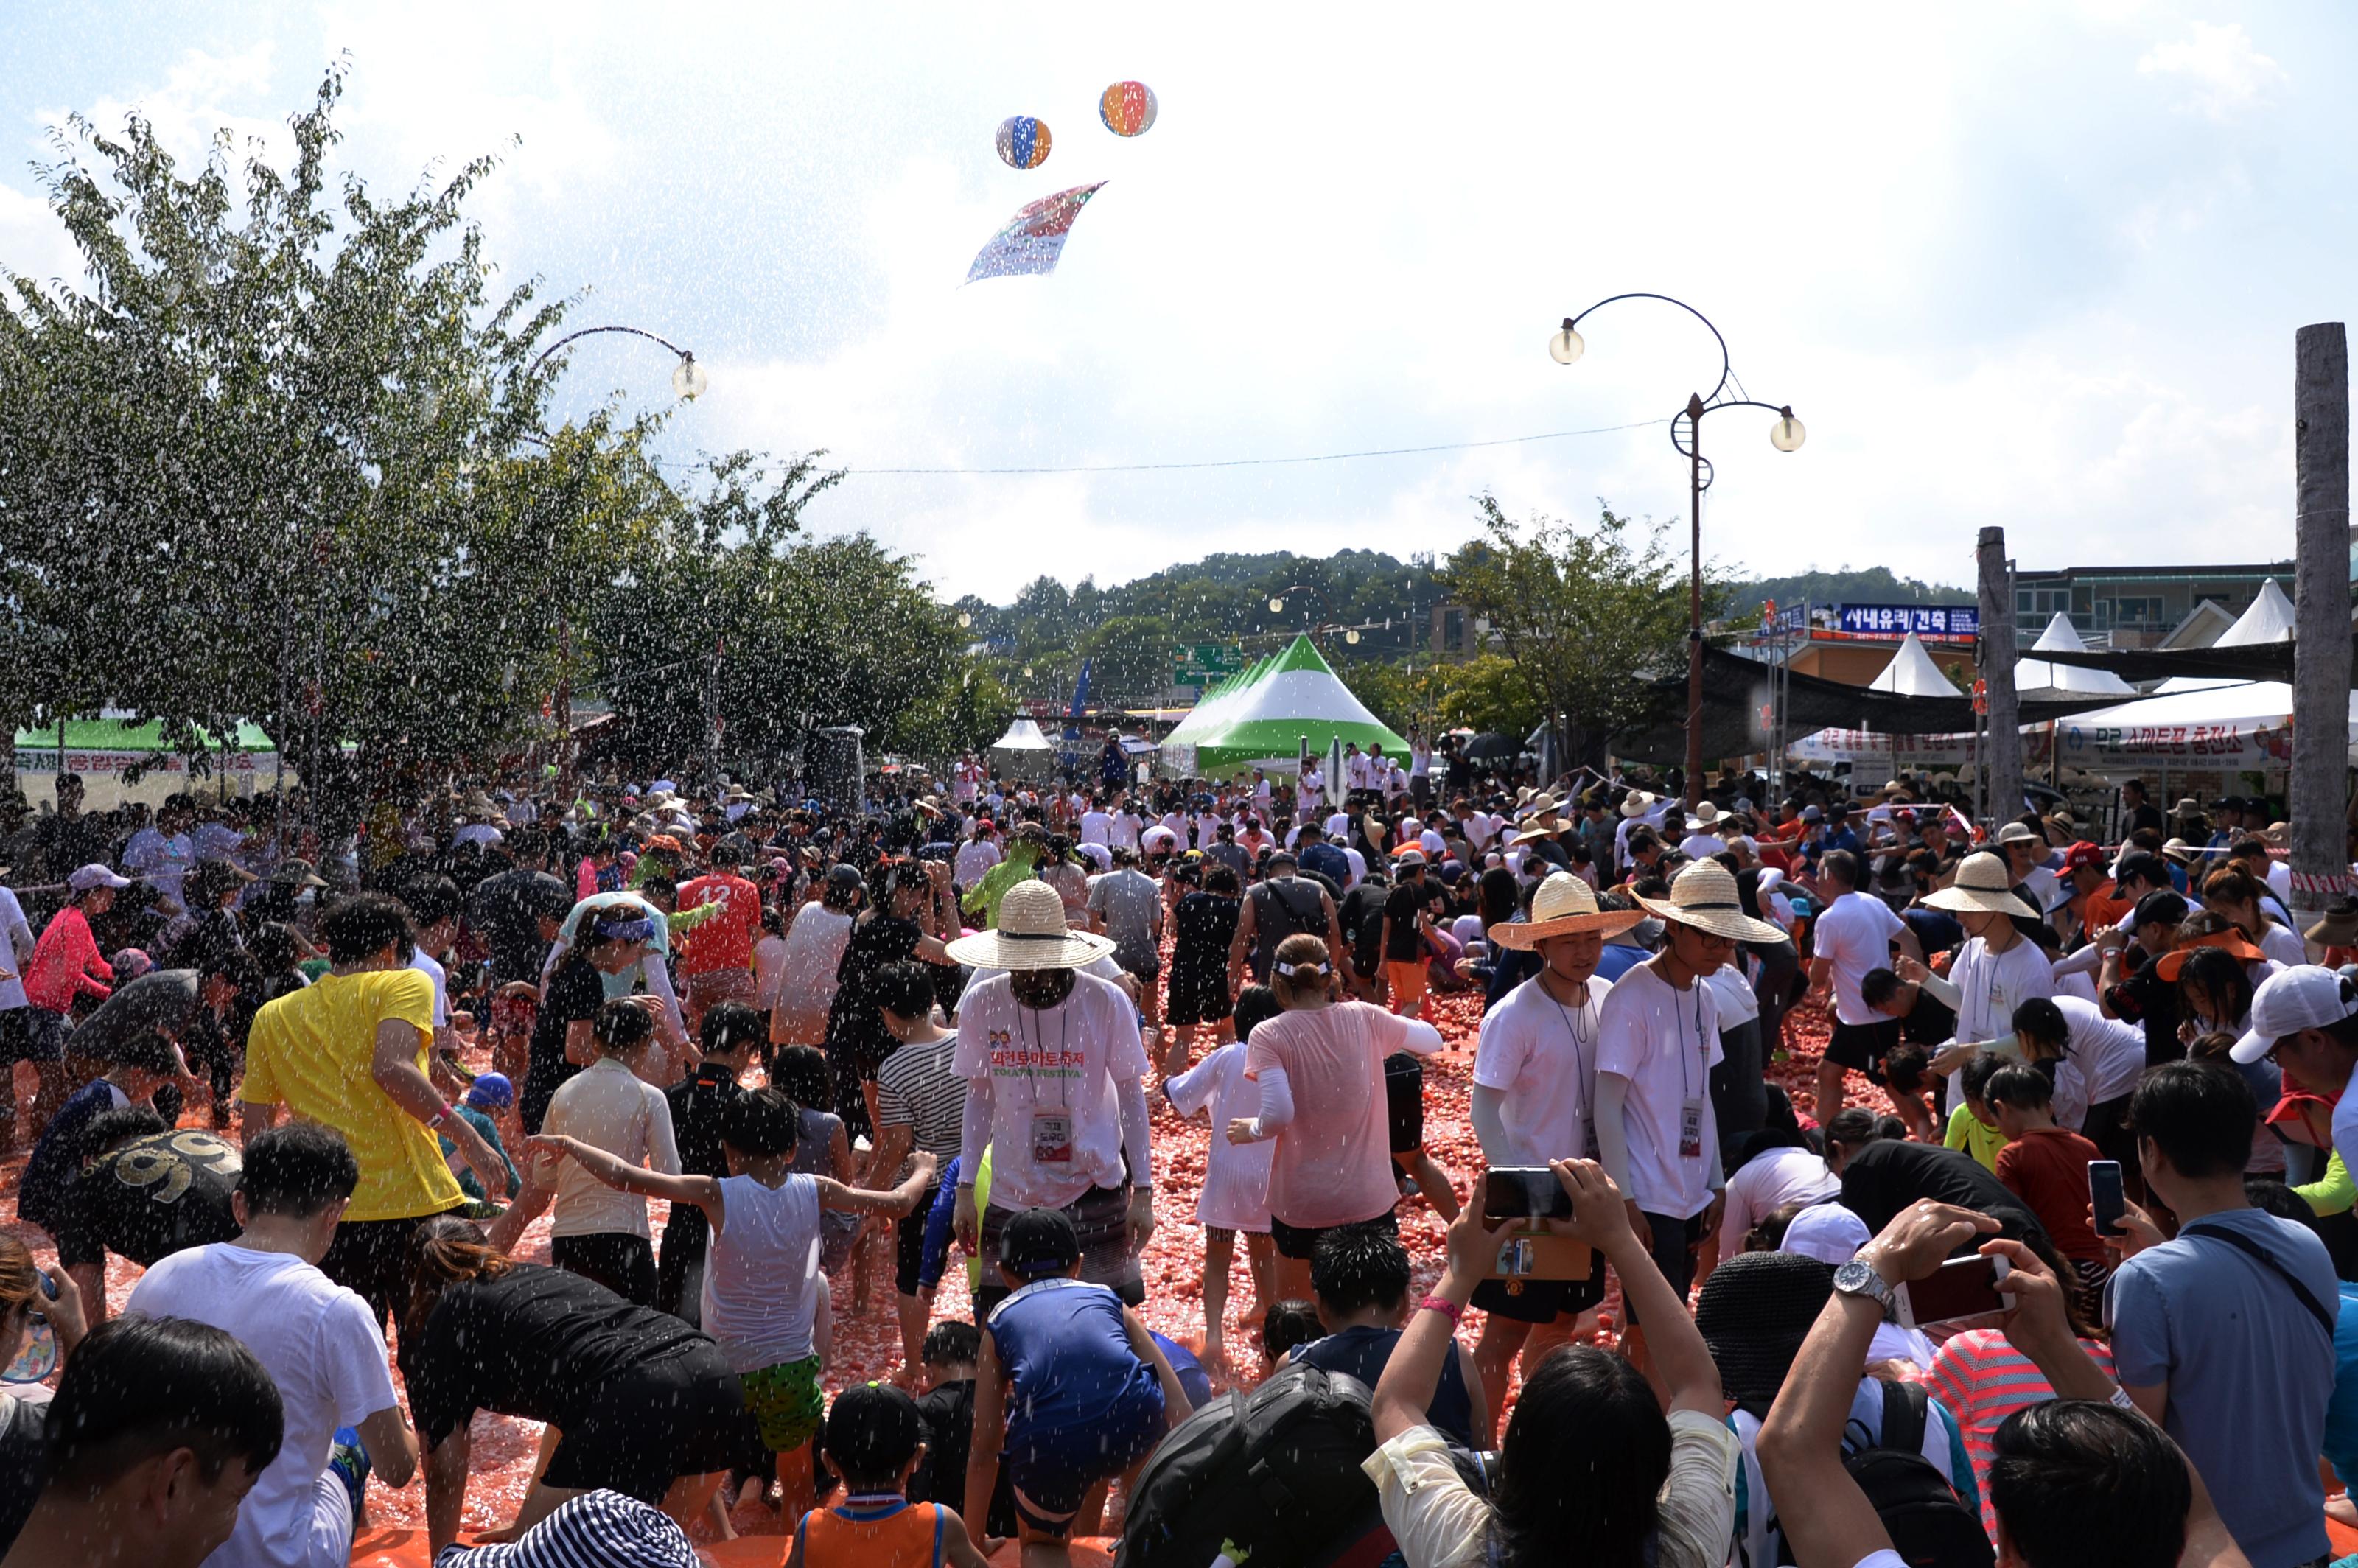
[1869,632,1963,696]
[2214,578,2295,647]
[2017,612,2137,696]
[988,717,1055,775]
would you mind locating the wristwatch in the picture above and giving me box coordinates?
[1832,1256,1897,1317]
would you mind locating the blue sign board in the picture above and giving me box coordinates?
[1834,603,1979,639]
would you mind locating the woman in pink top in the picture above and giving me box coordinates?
[1227,932,1446,1298]
[20,864,129,1142]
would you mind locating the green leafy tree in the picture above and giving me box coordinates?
[1442,494,1705,769]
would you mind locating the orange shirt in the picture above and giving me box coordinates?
[797,1497,946,1568]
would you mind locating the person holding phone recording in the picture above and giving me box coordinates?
[1466,872,1645,1421]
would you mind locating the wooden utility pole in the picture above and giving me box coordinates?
[2292,322,2352,929]
[1976,527,2022,825]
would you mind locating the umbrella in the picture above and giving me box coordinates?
[1460,732,1519,763]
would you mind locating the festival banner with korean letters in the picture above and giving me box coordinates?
[1831,604,1980,640]
[2059,718,2287,771]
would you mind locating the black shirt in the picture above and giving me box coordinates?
[665,1063,744,1180]
[1170,892,1239,976]
[2127,803,2166,839]
[912,1380,1018,1538]
[0,1393,45,1555]
[522,953,606,1133]
[1895,988,1958,1048]
[55,1128,243,1270]
[1839,1139,2048,1249]
[1382,882,1427,963]
[470,869,566,984]
[401,1264,720,1447]
[1339,883,1389,976]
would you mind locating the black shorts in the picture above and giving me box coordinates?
[1623,1211,1708,1327]
[1384,1052,1424,1155]
[1269,1206,1398,1264]
[1165,967,1232,1028]
[1824,1018,1901,1075]
[321,1209,460,1329]
[1469,1247,1609,1323]
[896,1176,945,1298]
[544,1348,757,1504]
[974,1185,1141,1315]
[552,1232,659,1309]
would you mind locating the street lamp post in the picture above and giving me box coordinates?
[524,324,709,399]
[1548,295,1803,809]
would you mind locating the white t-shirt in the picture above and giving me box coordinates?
[1946,933,2055,1046]
[1078,810,1114,847]
[955,838,1002,887]
[1347,755,1372,791]
[0,889,33,1012]
[752,932,791,1010]
[1598,962,1723,1219]
[1717,1144,1841,1256]
[2259,920,2306,967]
[127,1245,397,1568]
[2049,994,2149,1123]
[542,1057,683,1239]
[407,948,449,1030]
[453,822,505,850]
[1165,1040,1274,1231]
[1813,891,1906,1026]
[1473,973,1609,1166]
[954,971,1148,1212]
[1701,962,1760,1028]
[1679,832,1724,861]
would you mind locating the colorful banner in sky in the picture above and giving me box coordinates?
[966,182,1107,283]
[1833,604,1980,640]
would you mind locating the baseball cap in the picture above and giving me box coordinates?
[1799,805,1822,822]
[465,1071,516,1110]
[2130,889,2189,931]
[1778,1203,1872,1265]
[1394,850,1427,868]
[1000,1207,1082,1280]
[2061,841,2106,872]
[2232,965,2358,1063]
[68,864,131,892]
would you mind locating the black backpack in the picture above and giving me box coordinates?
[1783,1380,1991,1568]
[1116,1363,1388,1568]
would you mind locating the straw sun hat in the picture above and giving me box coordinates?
[943,881,1116,970]
[1920,851,2035,920]
[1634,861,1783,944]
[1619,790,1659,819]
[1491,872,1645,948]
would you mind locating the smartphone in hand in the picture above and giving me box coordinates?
[1483,1167,1573,1222]
[2089,1159,2127,1239]
[1897,1253,2012,1331]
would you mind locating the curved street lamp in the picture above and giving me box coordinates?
[1548,293,1803,808]
[525,323,709,401]
[1267,584,1362,645]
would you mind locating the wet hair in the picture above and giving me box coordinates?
[1269,934,1335,1008]
[111,1029,182,1077]
[2129,1060,2254,1179]
[1488,1345,1669,1568]
[1859,967,1903,1010]
[1987,1401,2189,1568]
[921,1320,980,1368]
[405,1215,514,1341]
[1260,1299,1322,1366]
[401,875,465,929]
[1309,1226,1413,1317]
[699,1001,764,1060]
[1881,1044,1930,1094]
[1983,1064,2054,1112]
[770,1045,832,1107]
[317,893,415,966]
[0,1237,40,1320]
[80,1107,169,1166]
[1232,984,1282,1042]
[239,1123,360,1219]
[721,1086,802,1158]
[592,998,654,1056]
[1203,864,1241,897]
[822,1381,925,1492]
[873,960,938,1024]
[41,1315,284,1494]
[1959,1051,2009,1107]
[1823,1108,1889,1150]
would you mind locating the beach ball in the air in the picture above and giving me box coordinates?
[995,116,1052,169]
[1098,80,1158,137]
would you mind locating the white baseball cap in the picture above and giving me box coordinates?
[68,864,131,892]
[2231,965,2358,1063]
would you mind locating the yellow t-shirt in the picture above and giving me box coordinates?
[242,967,465,1222]
[1943,1100,2009,1174]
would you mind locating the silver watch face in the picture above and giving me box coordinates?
[1834,1259,1883,1297]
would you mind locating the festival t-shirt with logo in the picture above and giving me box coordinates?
[952,972,1146,1213]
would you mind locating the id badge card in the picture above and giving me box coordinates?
[1032,1110,1075,1165]
[1581,1114,1601,1162]
[1679,1098,1706,1161]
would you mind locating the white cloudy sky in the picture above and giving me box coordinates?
[2,4,2348,602]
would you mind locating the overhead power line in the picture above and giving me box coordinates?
[846,418,1671,477]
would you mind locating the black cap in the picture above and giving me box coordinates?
[822,1381,923,1480]
[1000,1206,1081,1279]
[527,872,575,919]
[824,863,864,892]
[2131,889,2189,931]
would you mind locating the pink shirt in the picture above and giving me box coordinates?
[1246,1001,1412,1229]
[24,906,111,1012]
[1920,1329,2116,1538]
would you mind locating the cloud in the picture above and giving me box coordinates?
[2137,21,2287,121]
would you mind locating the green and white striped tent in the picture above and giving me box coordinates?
[1157,634,1407,780]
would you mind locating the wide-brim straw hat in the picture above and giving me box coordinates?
[1491,872,1646,948]
[1507,820,1567,847]
[1920,852,2037,919]
[1619,790,1659,819]
[2161,836,2200,865]
[1635,861,1785,943]
[1994,822,2040,847]
[943,881,1116,970]
[1685,801,1725,831]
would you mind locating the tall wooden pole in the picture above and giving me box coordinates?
[2292,322,2351,932]
[1685,393,1707,811]
[1976,526,2022,825]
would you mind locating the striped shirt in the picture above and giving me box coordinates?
[1920,1329,2116,1539]
[876,1033,965,1161]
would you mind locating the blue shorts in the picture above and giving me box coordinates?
[1003,1370,1165,1534]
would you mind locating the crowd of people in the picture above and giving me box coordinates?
[0,754,2353,1568]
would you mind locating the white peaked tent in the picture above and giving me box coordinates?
[2017,612,2136,696]
[2214,578,2295,647]
[1158,634,1408,777]
[1869,632,1963,696]
[988,717,1054,774]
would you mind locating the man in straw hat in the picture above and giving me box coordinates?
[1918,852,2053,1090]
[1464,872,1646,1418]
[1599,859,1784,1385]
[948,881,1157,1312]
